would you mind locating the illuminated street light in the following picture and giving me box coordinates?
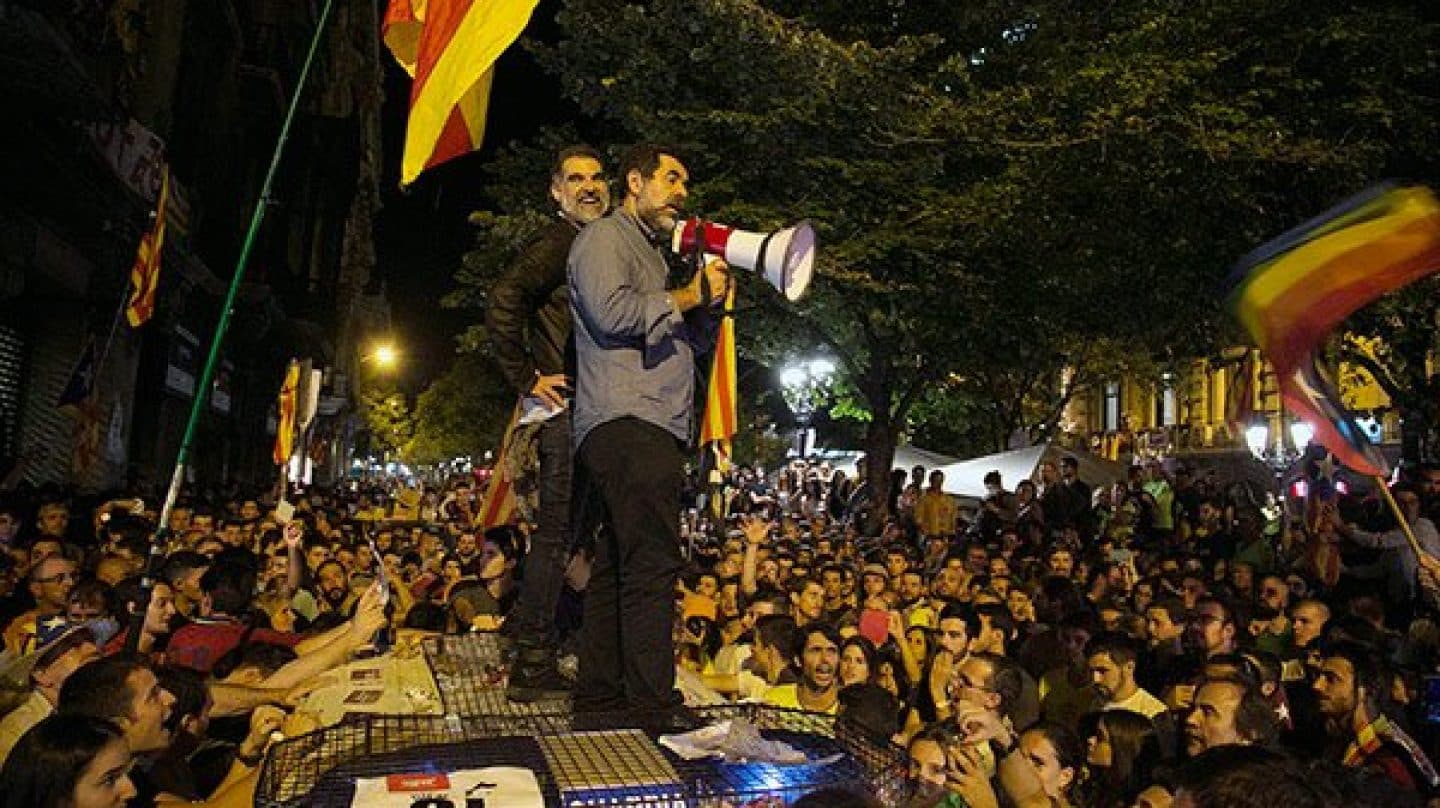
[780,366,808,389]
[371,342,399,368]
[779,356,837,458]
[1245,417,1313,474]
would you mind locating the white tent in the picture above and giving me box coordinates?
[814,445,962,480]
[935,442,1129,500]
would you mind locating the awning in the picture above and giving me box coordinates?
[936,442,1128,500]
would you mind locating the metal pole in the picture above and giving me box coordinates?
[126,0,338,652]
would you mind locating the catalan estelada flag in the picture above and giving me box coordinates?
[382,0,539,187]
[1225,184,1440,477]
[56,334,97,411]
[1223,350,1257,435]
[273,361,300,467]
[125,165,170,327]
[1303,468,1343,587]
[699,287,738,473]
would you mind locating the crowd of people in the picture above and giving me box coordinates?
[676,454,1440,806]
[0,480,525,807]
[1,139,1437,806]
[0,448,1435,806]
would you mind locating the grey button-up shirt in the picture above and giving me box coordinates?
[568,209,710,449]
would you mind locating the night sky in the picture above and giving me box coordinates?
[372,0,571,392]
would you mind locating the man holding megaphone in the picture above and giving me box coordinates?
[567,144,729,716]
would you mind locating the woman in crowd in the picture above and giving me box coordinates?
[839,635,878,689]
[0,715,136,808]
[1016,722,1086,807]
[1078,709,1162,808]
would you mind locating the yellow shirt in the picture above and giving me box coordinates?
[0,690,52,767]
[761,683,839,715]
[916,490,957,538]
[1107,687,1168,719]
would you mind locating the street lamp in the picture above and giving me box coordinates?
[1244,418,1313,473]
[779,357,836,458]
[369,342,399,368]
[1245,416,1314,555]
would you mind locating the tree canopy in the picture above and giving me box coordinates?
[445,0,1438,498]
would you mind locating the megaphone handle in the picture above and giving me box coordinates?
[692,220,710,306]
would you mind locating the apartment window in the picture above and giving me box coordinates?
[1160,386,1177,426]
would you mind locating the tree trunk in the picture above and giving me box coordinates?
[862,417,899,536]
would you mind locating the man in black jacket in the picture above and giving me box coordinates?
[486,144,608,701]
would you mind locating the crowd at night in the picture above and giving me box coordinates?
[5,0,1440,804]
[0,451,1435,805]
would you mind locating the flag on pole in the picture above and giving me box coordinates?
[699,287,738,473]
[477,400,523,529]
[125,165,171,327]
[382,0,540,187]
[1223,350,1257,435]
[1224,183,1440,477]
[1303,461,1343,587]
[273,361,300,466]
[71,398,104,478]
[56,334,98,410]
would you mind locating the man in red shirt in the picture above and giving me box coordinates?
[167,562,301,674]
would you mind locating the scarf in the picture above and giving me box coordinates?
[1342,710,1440,791]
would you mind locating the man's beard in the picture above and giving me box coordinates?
[322,588,348,607]
[640,198,681,234]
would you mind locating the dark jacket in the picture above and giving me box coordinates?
[484,217,581,393]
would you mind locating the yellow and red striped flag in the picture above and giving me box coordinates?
[477,400,523,529]
[699,287,738,472]
[382,0,539,187]
[273,361,300,466]
[1226,184,1440,477]
[125,165,171,327]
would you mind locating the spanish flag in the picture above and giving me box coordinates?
[1225,184,1440,477]
[382,0,539,187]
[125,166,170,327]
[273,361,300,467]
[699,287,738,473]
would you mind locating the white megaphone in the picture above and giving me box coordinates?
[672,218,816,302]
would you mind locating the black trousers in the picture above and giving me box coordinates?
[508,410,573,649]
[573,417,685,714]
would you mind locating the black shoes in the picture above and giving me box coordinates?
[506,647,574,703]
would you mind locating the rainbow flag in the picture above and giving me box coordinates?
[382,0,539,186]
[699,287,738,473]
[1225,184,1440,477]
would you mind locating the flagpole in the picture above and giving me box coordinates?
[126,0,338,653]
[97,275,132,374]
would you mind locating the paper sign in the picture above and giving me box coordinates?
[354,767,543,808]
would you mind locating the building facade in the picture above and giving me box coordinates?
[1,0,388,495]
[1059,345,1400,472]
